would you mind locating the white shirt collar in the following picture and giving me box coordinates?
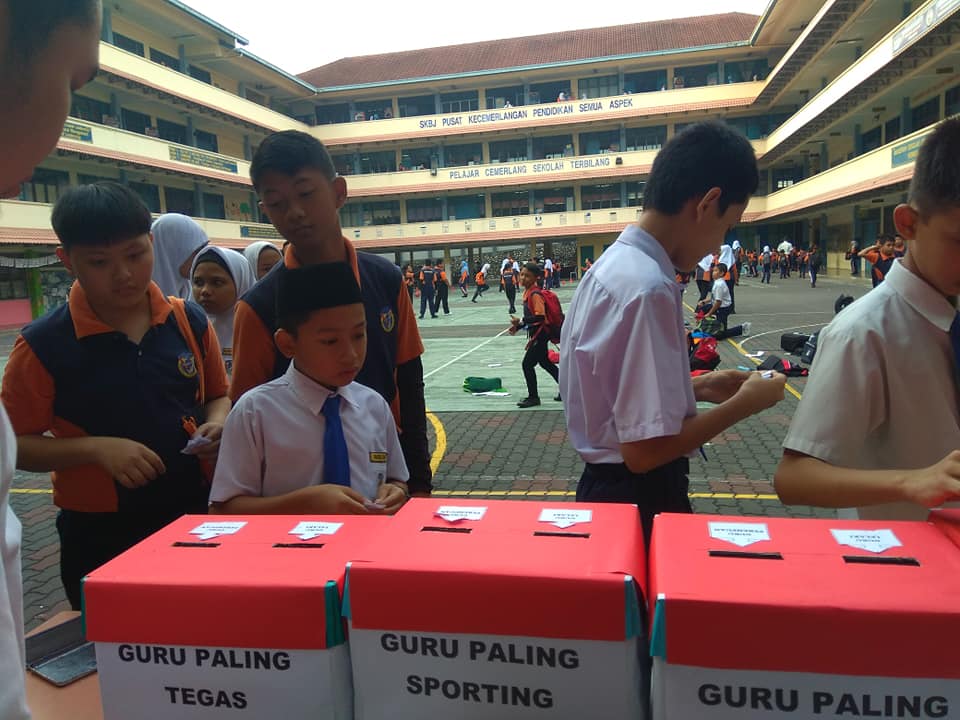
[618,224,676,281]
[884,259,956,332]
[284,362,361,415]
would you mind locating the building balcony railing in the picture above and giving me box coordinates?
[99,42,308,135]
[315,83,765,147]
[58,118,252,186]
[1,127,926,251]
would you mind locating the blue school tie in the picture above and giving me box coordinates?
[951,315,960,386]
[321,394,351,487]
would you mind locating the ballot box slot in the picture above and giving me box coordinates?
[421,526,472,534]
[533,531,591,538]
[708,550,783,560]
[842,555,919,566]
[272,543,326,549]
[172,541,221,548]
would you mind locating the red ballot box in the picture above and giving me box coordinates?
[84,515,388,720]
[929,508,960,548]
[649,513,960,720]
[345,498,648,719]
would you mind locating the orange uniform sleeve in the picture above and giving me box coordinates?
[529,293,546,317]
[1,336,55,436]
[863,250,880,265]
[395,281,424,366]
[200,319,229,400]
[229,300,278,402]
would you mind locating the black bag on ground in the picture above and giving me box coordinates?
[801,330,820,365]
[780,332,810,355]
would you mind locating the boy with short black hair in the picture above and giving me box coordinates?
[230,130,433,496]
[701,263,751,340]
[859,233,897,287]
[776,118,960,520]
[418,258,437,319]
[560,122,786,542]
[1,182,230,609]
[211,263,408,514]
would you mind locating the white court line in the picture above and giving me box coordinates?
[423,328,511,379]
[739,323,828,347]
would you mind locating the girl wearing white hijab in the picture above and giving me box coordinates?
[151,214,210,299]
[190,247,254,376]
[242,240,283,281]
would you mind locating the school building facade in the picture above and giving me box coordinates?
[0,0,957,325]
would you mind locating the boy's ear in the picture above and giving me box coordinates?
[274,328,296,359]
[693,187,723,222]
[332,176,348,210]
[56,247,75,276]
[893,204,919,241]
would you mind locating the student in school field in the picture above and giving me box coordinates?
[0,1,103,715]
[418,258,438,319]
[807,244,822,288]
[471,262,490,302]
[243,240,283,281]
[210,263,409,515]
[776,118,960,521]
[229,130,433,496]
[432,261,451,316]
[858,232,897,287]
[509,263,561,408]
[403,263,416,304]
[893,233,907,257]
[1,182,230,610]
[695,252,714,301]
[699,263,751,340]
[559,122,786,543]
[191,246,254,376]
[458,258,470,297]
[501,260,518,314]
[151,213,210,299]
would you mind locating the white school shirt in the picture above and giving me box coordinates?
[210,363,408,504]
[559,224,697,464]
[783,260,960,520]
[697,253,714,274]
[0,406,29,720]
[711,278,732,309]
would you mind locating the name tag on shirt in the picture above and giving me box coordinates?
[369,452,388,463]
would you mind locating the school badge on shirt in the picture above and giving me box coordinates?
[380,306,396,333]
[177,352,198,378]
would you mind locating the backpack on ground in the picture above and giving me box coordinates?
[463,377,502,393]
[780,332,810,355]
[531,288,565,344]
[690,336,720,371]
[758,355,809,377]
[801,330,820,365]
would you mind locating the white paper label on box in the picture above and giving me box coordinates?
[434,506,487,523]
[652,660,959,720]
[708,522,770,548]
[189,521,246,541]
[831,528,902,554]
[350,628,643,720]
[539,509,592,529]
[289,521,343,541]
[96,642,352,719]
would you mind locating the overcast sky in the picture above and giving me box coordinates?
[180,1,771,75]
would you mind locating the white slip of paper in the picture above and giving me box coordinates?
[539,508,592,529]
[190,521,247,541]
[831,528,902,554]
[434,506,488,523]
[289,521,343,541]
[708,521,771,547]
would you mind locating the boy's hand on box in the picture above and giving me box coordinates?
[374,483,408,515]
[304,484,370,514]
[905,451,960,507]
[193,422,224,460]
[95,438,166,489]
[734,371,786,413]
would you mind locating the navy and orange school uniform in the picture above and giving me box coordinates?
[229,241,433,494]
[433,267,450,315]
[418,265,438,319]
[403,268,415,303]
[0,281,228,610]
[501,265,518,314]
[862,249,896,287]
